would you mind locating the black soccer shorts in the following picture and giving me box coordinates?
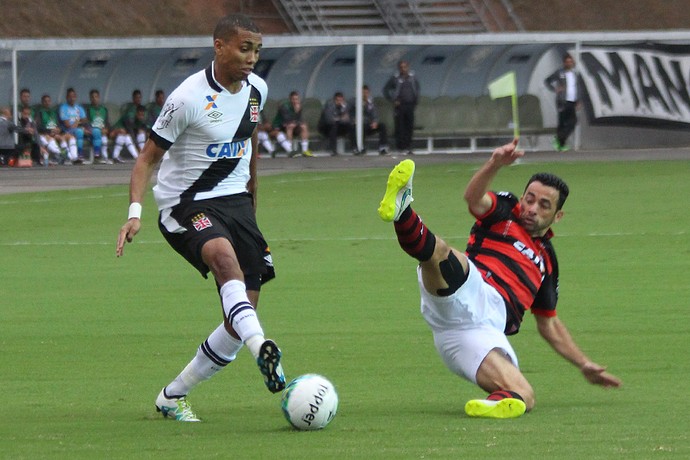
[158,192,274,289]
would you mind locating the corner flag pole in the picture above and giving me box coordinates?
[512,91,520,139]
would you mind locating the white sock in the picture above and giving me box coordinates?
[68,139,78,160]
[244,335,265,359]
[301,140,309,152]
[112,137,123,159]
[47,139,60,155]
[219,280,264,356]
[164,323,243,397]
[136,132,146,151]
[127,137,139,159]
[276,132,292,152]
[101,136,109,159]
[258,131,274,153]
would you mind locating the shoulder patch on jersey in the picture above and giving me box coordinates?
[156,100,185,130]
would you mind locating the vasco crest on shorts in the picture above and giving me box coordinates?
[191,213,213,231]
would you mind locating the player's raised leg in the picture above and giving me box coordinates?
[201,237,286,394]
[378,160,440,266]
[219,277,286,394]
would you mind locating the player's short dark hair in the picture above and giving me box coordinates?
[89,89,100,96]
[526,173,569,210]
[214,14,260,40]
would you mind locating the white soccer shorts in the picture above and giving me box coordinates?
[417,260,519,384]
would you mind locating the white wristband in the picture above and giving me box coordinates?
[128,202,142,220]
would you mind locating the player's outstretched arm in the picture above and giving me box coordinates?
[116,139,166,257]
[464,138,522,216]
[535,314,622,388]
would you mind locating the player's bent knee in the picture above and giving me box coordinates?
[437,250,468,297]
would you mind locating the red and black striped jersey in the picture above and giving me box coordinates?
[465,191,559,335]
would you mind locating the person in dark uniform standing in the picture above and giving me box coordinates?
[116,14,285,422]
[383,60,420,155]
[544,54,582,152]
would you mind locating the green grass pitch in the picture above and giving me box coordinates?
[1,158,689,458]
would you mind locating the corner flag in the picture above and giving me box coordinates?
[487,71,520,138]
[488,71,516,100]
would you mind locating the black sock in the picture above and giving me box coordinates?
[393,207,436,262]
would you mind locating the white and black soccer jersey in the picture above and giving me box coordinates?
[150,63,266,210]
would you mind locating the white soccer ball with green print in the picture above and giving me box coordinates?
[281,374,338,430]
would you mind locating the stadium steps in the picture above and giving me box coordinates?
[274,0,522,35]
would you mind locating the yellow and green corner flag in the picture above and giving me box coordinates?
[487,71,519,138]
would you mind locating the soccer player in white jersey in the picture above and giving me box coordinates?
[116,14,285,422]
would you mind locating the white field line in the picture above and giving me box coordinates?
[1,231,686,247]
[0,192,128,205]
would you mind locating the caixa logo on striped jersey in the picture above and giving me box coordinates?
[205,139,247,158]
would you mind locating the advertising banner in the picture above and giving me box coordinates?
[579,44,690,126]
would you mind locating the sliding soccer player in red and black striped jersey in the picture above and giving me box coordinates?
[378,138,622,419]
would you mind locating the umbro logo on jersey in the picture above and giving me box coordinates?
[205,94,218,110]
[207,111,222,120]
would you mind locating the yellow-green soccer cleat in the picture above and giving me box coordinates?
[377,159,415,222]
[464,397,526,419]
[155,388,201,422]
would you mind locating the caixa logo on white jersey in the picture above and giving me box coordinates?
[205,139,247,158]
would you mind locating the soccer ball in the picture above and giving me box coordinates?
[281,374,338,430]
